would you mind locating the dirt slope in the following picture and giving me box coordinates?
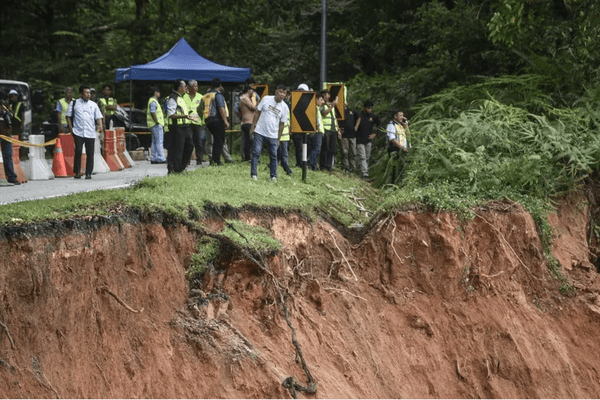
[1,195,600,398]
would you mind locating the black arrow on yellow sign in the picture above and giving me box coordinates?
[291,91,316,133]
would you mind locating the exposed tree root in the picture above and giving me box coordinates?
[328,229,357,281]
[0,319,15,350]
[99,286,144,313]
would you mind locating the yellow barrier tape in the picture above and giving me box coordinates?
[0,135,57,147]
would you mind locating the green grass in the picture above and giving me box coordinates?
[0,159,380,227]
[221,219,282,254]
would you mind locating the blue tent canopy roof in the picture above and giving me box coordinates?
[115,38,251,83]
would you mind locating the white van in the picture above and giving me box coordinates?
[0,79,32,140]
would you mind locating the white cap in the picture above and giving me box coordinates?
[8,89,18,96]
[297,84,309,91]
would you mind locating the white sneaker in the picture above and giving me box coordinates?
[270,177,277,183]
[251,175,257,180]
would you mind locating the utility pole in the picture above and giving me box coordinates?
[320,0,326,90]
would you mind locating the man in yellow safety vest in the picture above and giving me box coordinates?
[56,87,73,133]
[146,86,167,164]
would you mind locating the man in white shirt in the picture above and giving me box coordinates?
[66,85,103,179]
[249,84,289,182]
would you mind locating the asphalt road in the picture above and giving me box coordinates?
[0,160,206,205]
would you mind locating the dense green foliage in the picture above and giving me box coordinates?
[2,0,598,114]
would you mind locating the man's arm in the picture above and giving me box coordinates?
[219,106,229,129]
[241,96,256,111]
[277,122,284,145]
[322,97,338,117]
[354,116,361,132]
[249,111,261,136]
[96,118,103,133]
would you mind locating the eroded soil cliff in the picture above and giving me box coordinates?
[1,195,600,398]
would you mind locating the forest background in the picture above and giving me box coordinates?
[1,0,600,208]
[0,0,597,117]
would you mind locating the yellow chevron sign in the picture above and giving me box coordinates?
[291,91,316,133]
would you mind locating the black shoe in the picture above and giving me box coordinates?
[85,175,92,179]
[151,160,167,164]
[7,178,20,185]
[74,174,81,179]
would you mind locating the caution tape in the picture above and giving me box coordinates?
[0,135,57,147]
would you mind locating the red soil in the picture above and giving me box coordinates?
[0,194,599,398]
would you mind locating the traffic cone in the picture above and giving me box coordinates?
[52,136,68,177]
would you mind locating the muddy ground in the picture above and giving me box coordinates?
[1,194,600,398]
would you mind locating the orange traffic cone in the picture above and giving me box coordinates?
[52,136,68,177]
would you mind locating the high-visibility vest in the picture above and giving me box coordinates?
[58,98,70,125]
[203,91,229,120]
[316,106,324,134]
[168,93,191,126]
[9,102,22,123]
[184,93,204,126]
[146,97,164,128]
[99,97,117,117]
[387,120,407,150]
[321,105,338,131]
[281,118,290,141]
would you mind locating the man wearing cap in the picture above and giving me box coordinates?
[66,85,103,179]
[7,90,23,138]
[90,88,98,104]
[146,86,167,164]
[56,87,73,133]
[250,84,289,182]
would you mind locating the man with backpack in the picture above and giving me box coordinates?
[204,78,229,166]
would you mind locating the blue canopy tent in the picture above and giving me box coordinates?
[113,38,251,146]
[115,37,251,83]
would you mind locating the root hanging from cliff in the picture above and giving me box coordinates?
[211,210,318,398]
[99,286,144,313]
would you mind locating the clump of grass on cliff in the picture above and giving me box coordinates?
[0,159,379,227]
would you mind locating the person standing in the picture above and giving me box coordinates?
[239,84,257,162]
[90,88,98,104]
[340,102,358,173]
[250,84,289,181]
[386,110,410,184]
[98,84,118,129]
[204,78,230,166]
[7,90,23,138]
[146,86,167,164]
[56,87,73,133]
[307,92,325,171]
[278,115,293,176]
[184,79,206,165]
[0,91,20,185]
[166,79,196,173]
[66,85,103,179]
[355,100,380,180]
[319,89,340,171]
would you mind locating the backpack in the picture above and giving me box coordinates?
[202,92,217,119]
